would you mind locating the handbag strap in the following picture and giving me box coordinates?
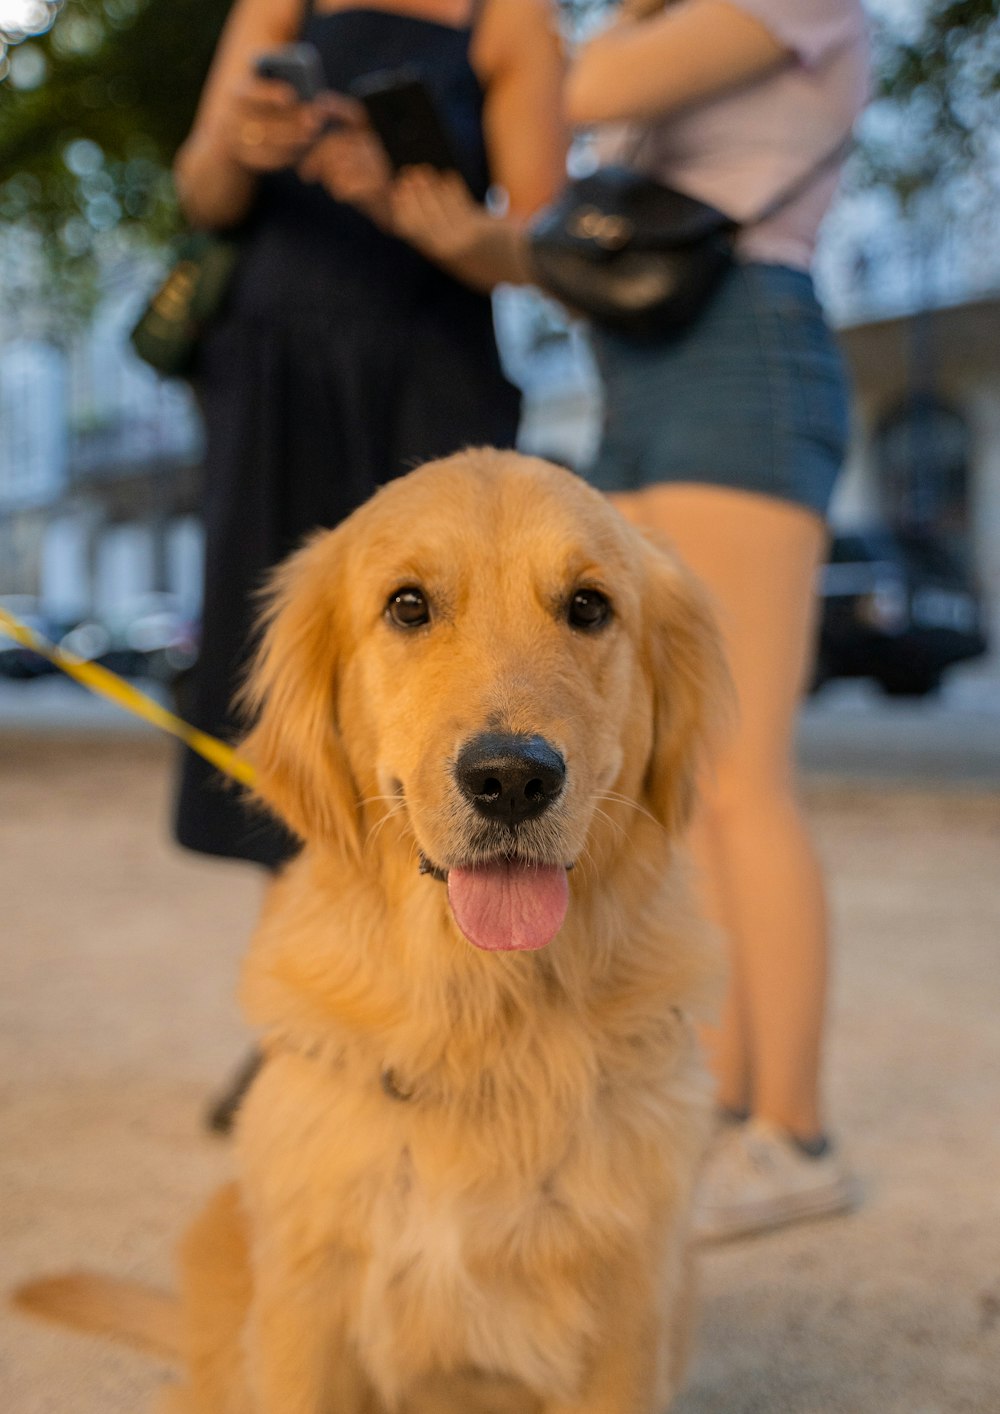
[625,125,854,230]
[747,132,855,228]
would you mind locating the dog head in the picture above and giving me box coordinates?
[241,450,727,951]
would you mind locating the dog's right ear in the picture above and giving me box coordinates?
[238,528,361,859]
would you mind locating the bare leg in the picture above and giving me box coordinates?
[612,485,829,1141]
[686,809,752,1118]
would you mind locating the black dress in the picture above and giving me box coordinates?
[174,6,521,869]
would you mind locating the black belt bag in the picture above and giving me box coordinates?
[529,136,852,338]
[530,166,736,337]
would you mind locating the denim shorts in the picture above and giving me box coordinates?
[586,263,850,518]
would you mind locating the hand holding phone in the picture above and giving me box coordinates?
[350,68,462,176]
[255,43,325,103]
[390,165,492,272]
[230,53,325,171]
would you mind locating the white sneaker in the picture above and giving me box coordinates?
[693,1117,858,1243]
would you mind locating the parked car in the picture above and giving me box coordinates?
[813,527,988,697]
[1,594,198,686]
[60,594,199,683]
[0,597,64,680]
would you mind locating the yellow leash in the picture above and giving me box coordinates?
[0,606,256,788]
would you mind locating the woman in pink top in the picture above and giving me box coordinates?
[567,0,869,1240]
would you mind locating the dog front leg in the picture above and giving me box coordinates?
[245,1273,373,1414]
[540,1326,660,1414]
[541,1246,688,1414]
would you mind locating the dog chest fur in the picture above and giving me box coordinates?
[237,1026,689,1405]
[233,820,717,1406]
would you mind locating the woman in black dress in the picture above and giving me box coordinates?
[173,0,566,869]
[172,0,564,1126]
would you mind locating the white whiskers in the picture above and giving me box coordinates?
[594,789,663,831]
[360,793,411,854]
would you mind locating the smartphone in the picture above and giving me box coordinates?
[350,68,461,174]
[255,43,325,102]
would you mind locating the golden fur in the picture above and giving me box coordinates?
[19,450,728,1413]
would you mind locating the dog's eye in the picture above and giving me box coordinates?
[386,587,430,629]
[568,588,612,631]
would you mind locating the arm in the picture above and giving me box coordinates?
[388,171,534,290]
[564,0,792,128]
[296,97,396,229]
[390,0,568,290]
[174,0,323,230]
[474,0,569,222]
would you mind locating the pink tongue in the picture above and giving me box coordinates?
[447,863,569,952]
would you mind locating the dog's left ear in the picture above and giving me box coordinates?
[639,536,733,834]
[237,527,361,858]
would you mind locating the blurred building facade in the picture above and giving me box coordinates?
[837,300,1000,631]
[0,250,204,626]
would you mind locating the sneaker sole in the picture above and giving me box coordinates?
[694,1175,861,1244]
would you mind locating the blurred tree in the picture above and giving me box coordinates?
[0,0,230,316]
[859,0,1000,210]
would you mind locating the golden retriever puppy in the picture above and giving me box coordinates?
[20,449,727,1414]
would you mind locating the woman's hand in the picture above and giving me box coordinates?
[224,77,324,171]
[389,167,489,263]
[297,95,393,222]
[389,165,531,290]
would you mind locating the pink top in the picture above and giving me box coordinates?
[603,0,870,270]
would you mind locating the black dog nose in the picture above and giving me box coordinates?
[455,733,566,826]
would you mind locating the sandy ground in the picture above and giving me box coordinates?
[1,733,998,1414]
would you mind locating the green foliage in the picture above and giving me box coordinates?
[3,0,231,169]
[855,0,1000,209]
[0,0,231,307]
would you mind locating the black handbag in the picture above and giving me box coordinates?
[529,138,853,338]
[530,165,736,337]
[130,232,241,378]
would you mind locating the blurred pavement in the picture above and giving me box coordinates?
[797,665,1000,786]
[1,679,998,1412]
